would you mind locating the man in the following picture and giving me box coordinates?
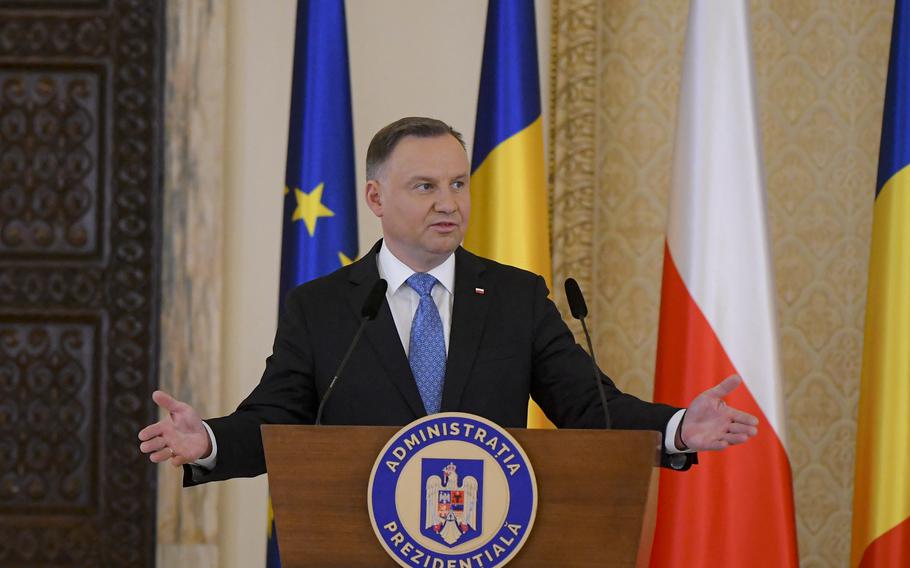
[139,117,758,482]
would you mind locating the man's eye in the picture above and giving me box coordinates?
[452,181,465,189]
[416,183,433,191]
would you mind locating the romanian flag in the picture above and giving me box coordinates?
[851,0,910,565]
[464,0,553,429]
[268,1,358,566]
[649,1,798,565]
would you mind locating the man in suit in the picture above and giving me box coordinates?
[139,117,758,483]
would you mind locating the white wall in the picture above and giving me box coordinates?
[221,2,292,567]
[220,1,549,566]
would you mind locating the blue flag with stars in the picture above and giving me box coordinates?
[279,0,358,304]
[268,1,358,566]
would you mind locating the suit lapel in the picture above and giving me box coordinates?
[347,241,426,418]
[440,248,490,411]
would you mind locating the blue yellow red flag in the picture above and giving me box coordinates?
[851,0,910,565]
[464,0,553,428]
[268,1,358,566]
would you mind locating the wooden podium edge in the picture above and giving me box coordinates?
[635,466,659,567]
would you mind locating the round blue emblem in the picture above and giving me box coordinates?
[368,413,538,568]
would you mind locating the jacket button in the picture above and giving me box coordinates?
[669,453,687,470]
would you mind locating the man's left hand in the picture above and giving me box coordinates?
[678,375,758,451]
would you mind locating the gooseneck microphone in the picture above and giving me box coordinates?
[564,278,612,430]
[315,279,388,425]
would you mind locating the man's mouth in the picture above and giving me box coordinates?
[430,221,459,233]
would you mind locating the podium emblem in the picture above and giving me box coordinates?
[422,459,483,546]
[368,413,537,568]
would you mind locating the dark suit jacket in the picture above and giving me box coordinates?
[185,242,694,485]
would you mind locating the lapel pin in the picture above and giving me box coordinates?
[474,287,485,295]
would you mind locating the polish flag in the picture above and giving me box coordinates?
[649,1,799,565]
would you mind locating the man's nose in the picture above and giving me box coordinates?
[434,188,458,213]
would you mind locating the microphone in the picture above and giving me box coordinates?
[315,279,388,425]
[564,278,611,429]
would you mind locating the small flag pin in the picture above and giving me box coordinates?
[474,287,485,295]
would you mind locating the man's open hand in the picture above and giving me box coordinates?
[137,390,211,467]
[679,375,759,451]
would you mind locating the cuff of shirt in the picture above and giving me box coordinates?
[192,420,218,470]
[664,408,695,454]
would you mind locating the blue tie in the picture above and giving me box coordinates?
[407,273,446,415]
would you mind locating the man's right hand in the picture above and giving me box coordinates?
[138,390,211,467]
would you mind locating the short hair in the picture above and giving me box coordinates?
[366,117,466,180]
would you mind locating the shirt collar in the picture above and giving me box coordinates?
[377,242,456,295]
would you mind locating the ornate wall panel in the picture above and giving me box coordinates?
[0,70,101,255]
[0,1,163,567]
[0,321,97,511]
[550,0,598,344]
[550,1,892,565]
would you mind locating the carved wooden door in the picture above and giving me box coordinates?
[0,1,163,566]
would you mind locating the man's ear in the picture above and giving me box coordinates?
[365,180,383,217]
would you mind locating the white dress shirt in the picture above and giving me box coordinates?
[377,242,455,356]
[194,244,688,470]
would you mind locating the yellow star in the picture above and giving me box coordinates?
[292,182,335,236]
[339,252,354,266]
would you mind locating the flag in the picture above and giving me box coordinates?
[268,1,358,566]
[465,0,554,429]
[851,0,910,564]
[649,1,799,565]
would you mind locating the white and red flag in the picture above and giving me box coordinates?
[649,1,799,565]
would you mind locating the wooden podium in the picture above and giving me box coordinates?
[262,425,661,568]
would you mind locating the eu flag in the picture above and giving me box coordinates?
[279,0,358,304]
[268,1,358,566]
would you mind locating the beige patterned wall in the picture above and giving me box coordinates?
[550,1,893,566]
